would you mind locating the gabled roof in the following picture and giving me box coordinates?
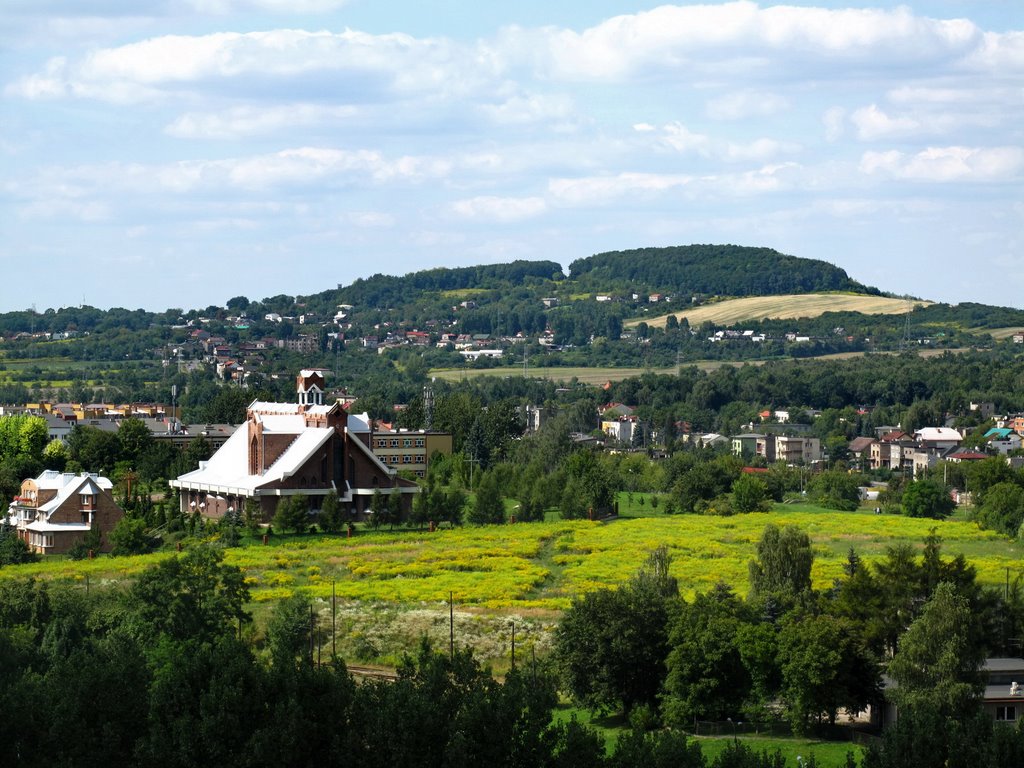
[848,436,877,453]
[170,423,335,494]
[880,430,910,443]
[33,472,113,520]
[946,451,988,461]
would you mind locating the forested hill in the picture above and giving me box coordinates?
[319,260,565,309]
[568,245,879,297]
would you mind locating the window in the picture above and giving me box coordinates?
[415,438,425,447]
[80,494,93,506]
[997,706,1017,722]
[390,439,399,448]
[403,438,412,448]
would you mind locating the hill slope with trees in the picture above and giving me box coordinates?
[568,245,879,298]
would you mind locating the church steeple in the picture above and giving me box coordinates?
[296,369,325,407]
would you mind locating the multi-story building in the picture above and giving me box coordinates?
[751,434,823,464]
[370,429,453,479]
[7,470,124,554]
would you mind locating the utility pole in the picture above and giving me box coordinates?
[463,455,480,488]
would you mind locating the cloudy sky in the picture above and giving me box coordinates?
[2,1,1022,313]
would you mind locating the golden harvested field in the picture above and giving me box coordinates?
[981,327,1024,340]
[632,293,928,329]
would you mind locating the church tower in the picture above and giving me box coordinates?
[296,369,325,407]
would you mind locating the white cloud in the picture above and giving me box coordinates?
[8,28,480,103]
[539,2,984,81]
[851,104,920,140]
[706,90,788,120]
[548,173,693,206]
[823,107,846,142]
[184,0,349,12]
[547,161,804,207]
[9,146,453,218]
[647,122,798,162]
[165,104,360,139]
[859,146,1024,182]
[477,92,573,125]
[659,123,712,155]
[347,211,395,228]
[450,195,546,222]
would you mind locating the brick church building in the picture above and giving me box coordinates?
[169,370,418,522]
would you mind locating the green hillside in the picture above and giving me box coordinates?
[568,244,878,297]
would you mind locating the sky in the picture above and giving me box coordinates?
[2,1,1022,314]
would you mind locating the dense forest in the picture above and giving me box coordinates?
[568,245,878,297]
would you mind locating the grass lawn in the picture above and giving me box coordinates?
[552,705,862,766]
[696,735,860,767]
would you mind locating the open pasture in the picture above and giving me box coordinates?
[3,507,1017,609]
[632,293,926,329]
[3,507,1015,667]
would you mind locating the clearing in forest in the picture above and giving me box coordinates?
[633,293,928,329]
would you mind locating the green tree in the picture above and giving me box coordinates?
[267,592,314,668]
[369,488,385,529]
[964,456,1015,506]
[468,470,504,525]
[273,495,309,533]
[731,473,770,514]
[806,469,862,511]
[243,497,262,533]
[41,439,68,472]
[901,478,955,519]
[386,487,403,529]
[886,582,986,721]
[976,481,1024,536]
[117,417,153,464]
[663,584,750,724]
[318,491,344,533]
[131,546,250,643]
[555,548,678,714]
[18,415,49,461]
[0,523,38,566]
[748,524,814,600]
[777,613,878,732]
[109,517,151,556]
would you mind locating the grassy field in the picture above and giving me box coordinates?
[981,326,1024,340]
[631,294,927,329]
[7,505,1015,608]
[430,348,973,385]
[3,503,1018,663]
[552,705,864,766]
[430,365,687,384]
[696,735,861,767]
